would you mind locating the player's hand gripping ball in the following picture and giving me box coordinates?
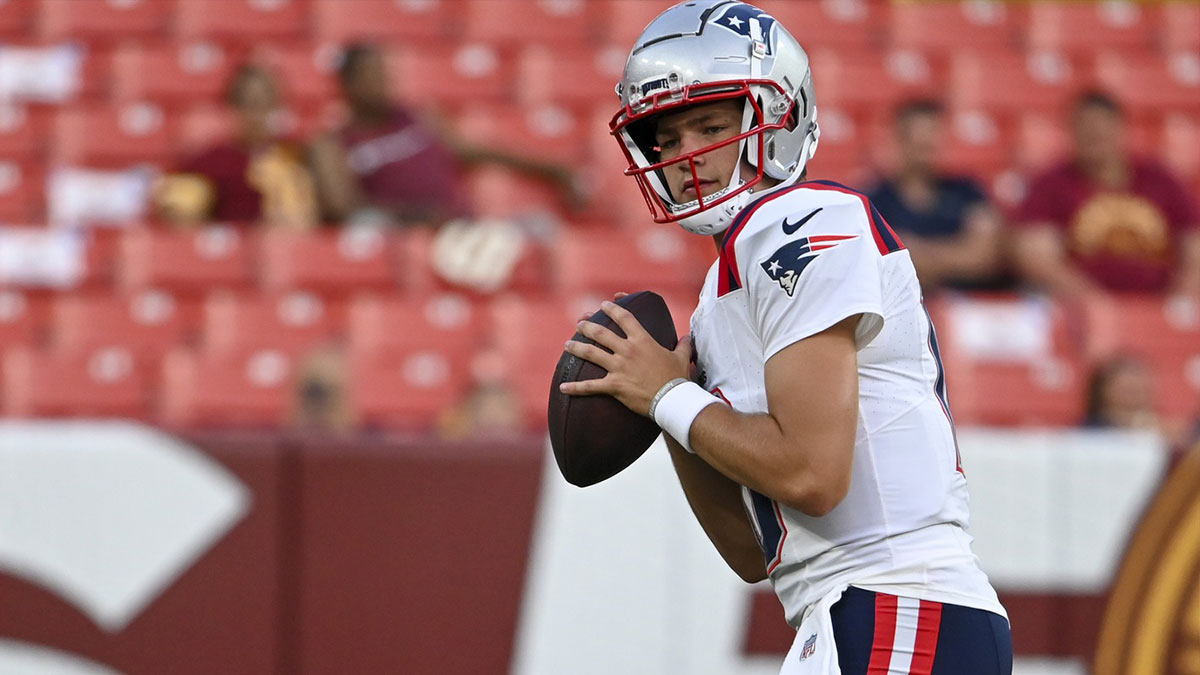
[548,291,678,487]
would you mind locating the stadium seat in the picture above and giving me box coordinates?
[347,292,484,357]
[948,49,1080,113]
[1094,52,1200,114]
[1025,1,1157,55]
[0,0,33,38]
[160,345,298,427]
[1088,295,1200,420]
[3,345,151,419]
[461,0,597,48]
[176,0,311,41]
[257,228,400,293]
[758,0,887,51]
[117,226,255,293]
[398,225,551,296]
[253,43,340,106]
[312,0,457,44]
[52,103,176,167]
[391,43,516,108]
[38,0,175,42]
[516,45,624,108]
[595,0,674,48]
[0,104,48,162]
[940,110,1012,177]
[1161,113,1200,181]
[809,48,940,113]
[349,342,472,430]
[0,289,47,350]
[1015,111,1070,172]
[1162,1,1200,52]
[50,290,196,360]
[111,42,235,104]
[948,356,1087,427]
[202,290,343,355]
[0,160,45,224]
[887,1,1020,52]
[553,224,719,297]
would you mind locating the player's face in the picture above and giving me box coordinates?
[653,99,752,202]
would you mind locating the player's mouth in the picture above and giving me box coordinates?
[680,179,717,200]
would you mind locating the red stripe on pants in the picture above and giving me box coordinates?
[867,593,899,674]
[909,600,944,674]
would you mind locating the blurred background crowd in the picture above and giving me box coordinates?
[0,0,1197,449]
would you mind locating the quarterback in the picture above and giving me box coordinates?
[560,2,1013,673]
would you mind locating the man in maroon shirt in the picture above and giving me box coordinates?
[309,43,581,227]
[1014,91,1200,299]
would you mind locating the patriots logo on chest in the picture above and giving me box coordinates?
[760,235,858,297]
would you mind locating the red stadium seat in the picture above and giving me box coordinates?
[887,1,1020,52]
[0,0,33,38]
[809,48,941,113]
[461,0,597,48]
[50,290,196,359]
[553,226,718,297]
[391,43,516,107]
[0,160,45,224]
[0,104,49,162]
[176,0,310,41]
[941,110,1012,178]
[0,289,48,350]
[350,342,472,430]
[254,43,340,106]
[117,226,255,293]
[160,345,298,427]
[3,345,151,419]
[53,103,176,167]
[1094,52,1200,114]
[948,49,1080,113]
[595,0,672,48]
[759,0,887,51]
[1088,296,1200,420]
[347,292,484,357]
[516,44,624,108]
[202,290,343,355]
[1025,1,1156,55]
[38,0,175,42]
[1162,1,1200,52]
[1015,111,1070,172]
[311,0,456,44]
[949,356,1087,427]
[1161,113,1200,181]
[111,42,235,104]
[398,225,551,296]
[257,228,400,293]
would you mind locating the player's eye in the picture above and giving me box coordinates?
[704,125,728,135]
[657,138,679,151]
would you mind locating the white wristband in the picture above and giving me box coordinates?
[652,381,721,454]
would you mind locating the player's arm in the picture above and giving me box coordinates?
[663,432,767,583]
[562,307,858,517]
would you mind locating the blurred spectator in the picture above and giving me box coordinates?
[290,346,354,433]
[155,64,319,229]
[1014,91,1200,300]
[308,42,582,227]
[867,100,1007,292]
[436,381,525,440]
[1083,354,1191,447]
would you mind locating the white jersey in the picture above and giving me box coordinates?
[689,180,1005,626]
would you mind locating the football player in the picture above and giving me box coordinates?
[560,2,1012,673]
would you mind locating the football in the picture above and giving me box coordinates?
[548,291,679,487]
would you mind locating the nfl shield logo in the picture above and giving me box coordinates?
[800,633,817,661]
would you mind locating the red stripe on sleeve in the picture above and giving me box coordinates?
[867,593,899,674]
[908,600,943,674]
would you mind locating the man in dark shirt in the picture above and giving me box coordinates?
[867,100,1006,292]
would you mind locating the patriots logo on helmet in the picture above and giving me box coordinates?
[760,235,858,297]
[711,3,777,54]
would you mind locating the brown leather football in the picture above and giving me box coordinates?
[548,291,679,487]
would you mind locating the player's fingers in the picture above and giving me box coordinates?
[599,300,646,340]
[612,292,629,301]
[675,333,694,363]
[564,339,617,371]
[559,373,614,396]
[575,319,626,352]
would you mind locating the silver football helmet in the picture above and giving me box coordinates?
[610,0,820,235]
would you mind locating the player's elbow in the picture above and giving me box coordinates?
[729,550,768,583]
[778,469,851,518]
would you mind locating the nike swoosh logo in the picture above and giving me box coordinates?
[782,207,823,235]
